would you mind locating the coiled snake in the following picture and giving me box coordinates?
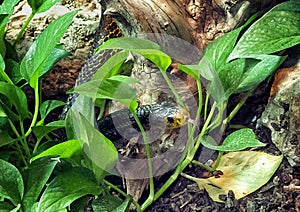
[62,15,191,200]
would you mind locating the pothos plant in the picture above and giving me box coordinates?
[0,0,299,211]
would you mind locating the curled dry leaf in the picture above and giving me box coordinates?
[184,151,283,202]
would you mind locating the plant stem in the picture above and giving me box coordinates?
[221,91,251,132]
[103,179,142,211]
[141,102,217,211]
[160,70,184,106]
[24,79,40,138]
[130,109,155,209]
[13,12,35,46]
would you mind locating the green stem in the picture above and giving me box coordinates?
[191,160,214,171]
[221,91,251,132]
[141,102,217,211]
[24,79,40,138]
[203,93,209,121]
[13,12,35,46]
[130,109,155,209]
[103,179,142,211]
[8,118,30,163]
[160,70,184,106]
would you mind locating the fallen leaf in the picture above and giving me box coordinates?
[184,151,283,202]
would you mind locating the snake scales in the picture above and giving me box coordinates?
[62,15,190,140]
[62,15,192,201]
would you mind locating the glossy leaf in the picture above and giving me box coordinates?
[30,139,82,162]
[97,37,172,71]
[20,10,78,88]
[22,157,59,212]
[73,76,139,110]
[28,0,62,13]
[68,111,118,179]
[0,82,29,120]
[32,120,65,141]
[185,151,283,202]
[229,1,300,60]
[0,159,24,206]
[235,55,286,93]
[39,100,65,119]
[92,195,132,212]
[5,59,22,84]
[37,167,101,212]
[201,128,266,151]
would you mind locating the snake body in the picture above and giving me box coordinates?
[61,15,189,140]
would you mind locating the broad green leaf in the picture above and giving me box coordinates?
[39,100,65,119]
[92,195,132,212]
[97,37,172,71]
[178,64,200,80]
[185,151,283,202]
[22,157,59,212]
[229,1,300,60]
[37,167,101,212]
[73,76,138,109]
[92,51,129,80]
[20,10,78,88]
[217,58,246,98]
[69,111,118,179]
[0,131,16,147]
[0,201,15,211]
[202,128,266,151]
[5,59,22,84]
[0,159,24,206]
[235,55,286,93]
[30,139,82,162]
[0,53,12,83]
[0,82,29,120]
[28,0,62,13]
[0,0,20,17]
[32,120,65,141]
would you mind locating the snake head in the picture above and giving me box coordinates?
[150,101,190,129]
[164,105,190,129]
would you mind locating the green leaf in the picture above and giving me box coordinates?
[0,0,20,17]
[92,195,132,212]
[20,10,78,88]
[229,1,300,60]
[30,139,82,162]
[73,76,138,109]
[178,64,200,80]
[37,167,101,212]
[0,201,15,212]
[22,157,59,212]
[0,82,29,120]
[217,59,246,98]
[185,151,283,202]
[92,51,129,80]
[32,120,65,141]
[28,0,62,13]
[202,128,266,151]
[39,100,65,119]
[5,59,22,84]
[68,111,118,179]
[97,37,172,71]
[0,131,16,147]
[235,55,286,93]
[0,159,24,206]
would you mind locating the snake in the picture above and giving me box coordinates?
[61,15,190,141]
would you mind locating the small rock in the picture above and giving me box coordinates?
[261,61,300,167]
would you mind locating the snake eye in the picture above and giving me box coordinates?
[167,117,174,123]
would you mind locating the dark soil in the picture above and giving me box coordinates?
[146,79,300,212]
